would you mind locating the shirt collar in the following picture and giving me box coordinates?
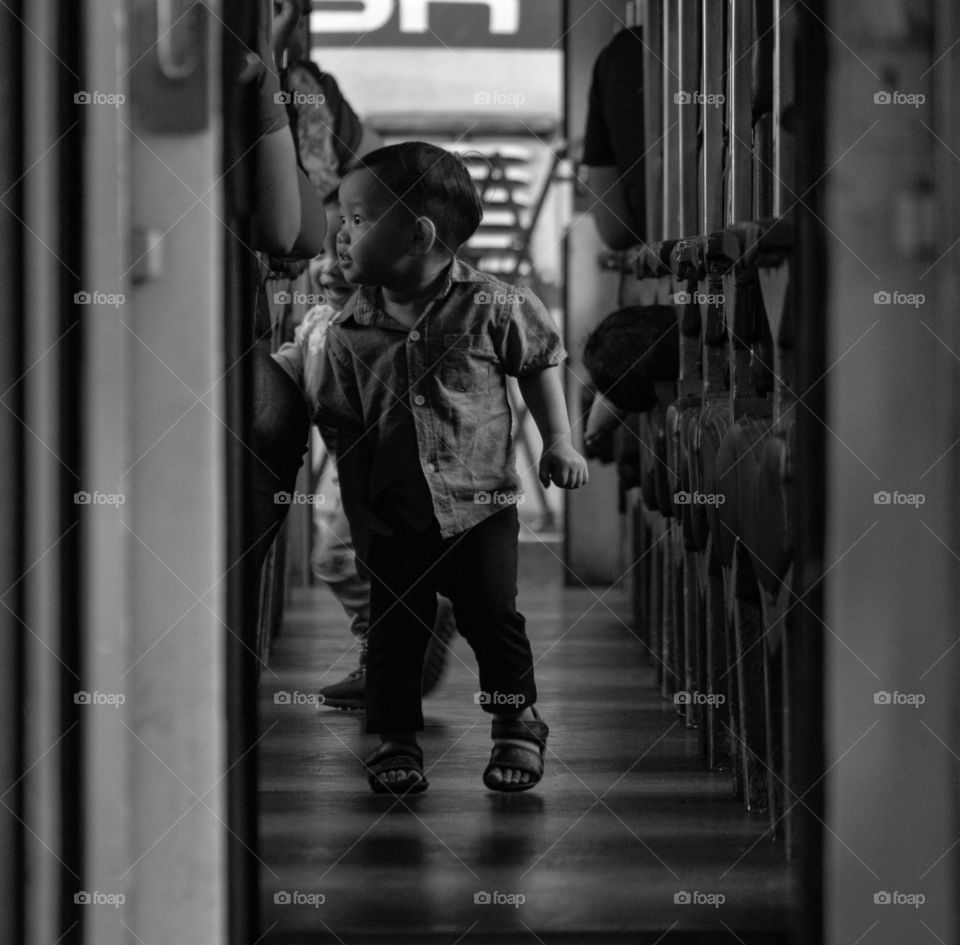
[342,257,486,328]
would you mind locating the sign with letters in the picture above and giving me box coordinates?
[310,0,562,48]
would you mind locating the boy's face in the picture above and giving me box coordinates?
[308,202,354,309]
[336,168,414,287]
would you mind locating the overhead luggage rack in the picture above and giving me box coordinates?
[365,110,558,140]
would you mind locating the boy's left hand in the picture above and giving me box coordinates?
[539,440,589,489]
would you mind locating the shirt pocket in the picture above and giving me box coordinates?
[433,333,498,392]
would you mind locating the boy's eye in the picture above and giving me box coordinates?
[353,214,362,225]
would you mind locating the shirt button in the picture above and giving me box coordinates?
[409,330,421,341]
[414,394,426,406]
[425,462,436,473]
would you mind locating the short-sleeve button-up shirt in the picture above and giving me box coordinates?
[317,258,566,538]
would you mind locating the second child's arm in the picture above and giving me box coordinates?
[517,367,589,489]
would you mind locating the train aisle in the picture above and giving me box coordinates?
[258,554,793,944]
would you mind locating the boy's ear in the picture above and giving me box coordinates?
[410,215,437,256]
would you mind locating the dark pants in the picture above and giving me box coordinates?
[361,506,536,734]
[248,345,310,579]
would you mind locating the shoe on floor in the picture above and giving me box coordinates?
[318,666,365,710]
[320,599,456,709]
[422,596,457,697]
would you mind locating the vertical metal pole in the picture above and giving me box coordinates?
[676,0,699,237]
[643,0,664,242]
[772,0,796,219]
[793,0,825,936]
[662,1,679,237]
[701,0,725,234]
[726,0,753,225]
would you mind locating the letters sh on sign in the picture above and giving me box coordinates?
[311,0,561,47]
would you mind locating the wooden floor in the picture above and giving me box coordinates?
[258,547,794,944]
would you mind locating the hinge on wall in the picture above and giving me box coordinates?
[130,0,208,133]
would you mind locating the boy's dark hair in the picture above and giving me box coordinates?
[583,305,679,412]
[356,141,483,253]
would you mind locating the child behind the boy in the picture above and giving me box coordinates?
[317,141,588,794]
[272,196,457,709]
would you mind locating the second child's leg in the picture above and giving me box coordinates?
[313,499,370,709]
[249,346,310,579]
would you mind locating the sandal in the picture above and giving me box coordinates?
[364,741,429,795]
[482,707,549,793]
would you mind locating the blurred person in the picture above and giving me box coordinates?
[578,26,657,482]
[237,0,325,584]
[582,305,679,421]
[260,1,383,341]
[581,24,646,251]
[248,0,382,579]
[273,0,383,199]
[272,195,458,708]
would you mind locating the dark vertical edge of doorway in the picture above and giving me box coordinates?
[223,2,260,942]
[0,2,26,942]
[59,1,86,940]
[792,1,827,942]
